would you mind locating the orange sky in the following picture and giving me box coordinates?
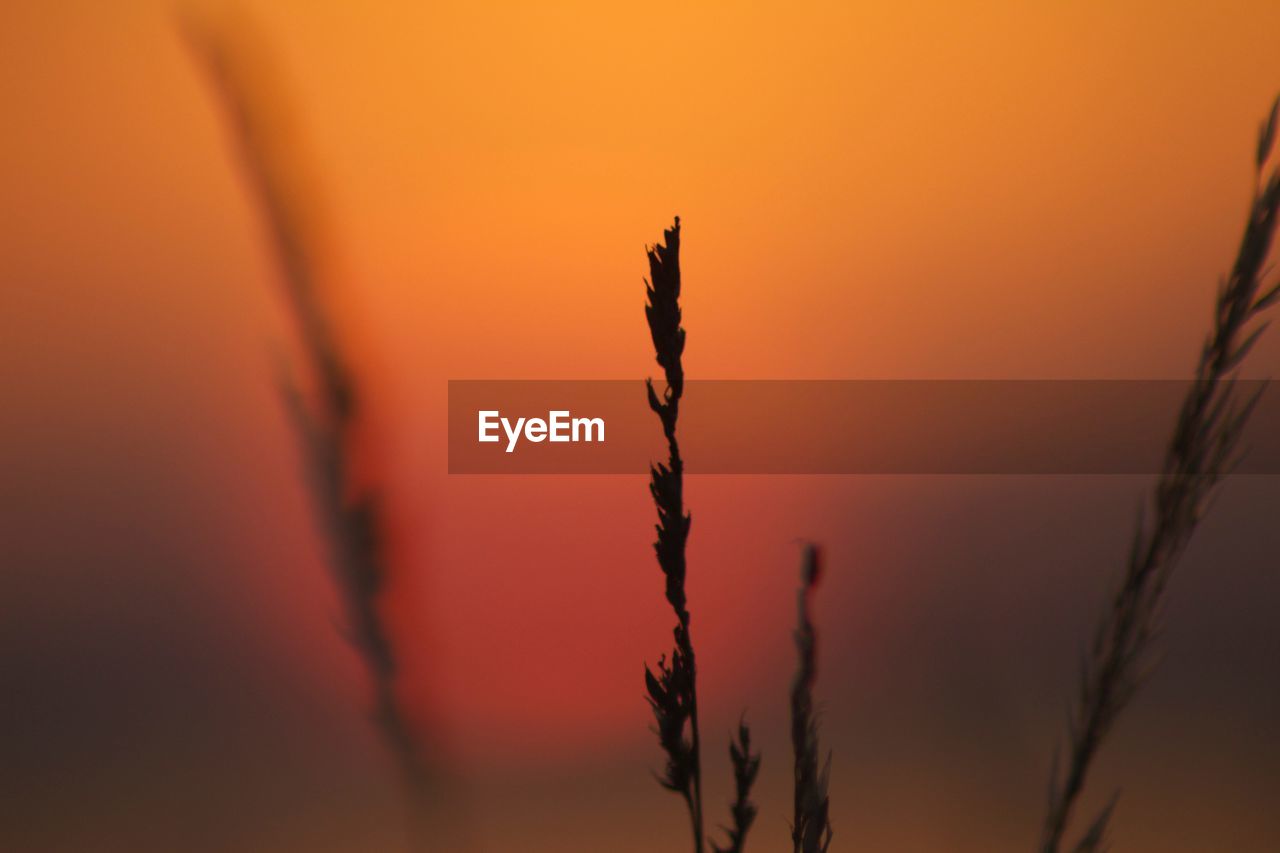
[5,2,1280,850]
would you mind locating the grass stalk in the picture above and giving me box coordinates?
[711,720,761,853]
[642,217,706,853]
[643,218,772,853]
[791,545,833,853]
[1039,93,1280,853]
[182,15,431,801]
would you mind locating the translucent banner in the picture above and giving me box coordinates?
[447,380,1280,474]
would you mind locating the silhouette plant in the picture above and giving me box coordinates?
[791,545,833,853]
[711,721,762,853]
[1040,93,1280,853]
[183,16,430,802]
[642,219,828,853]
[643,217,709,853]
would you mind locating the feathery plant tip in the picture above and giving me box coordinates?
[1039,92,1280,853]
[711,719,762,853]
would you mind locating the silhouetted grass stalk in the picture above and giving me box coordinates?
[642,218,769,853]
[1040,94,1280,853]
[711,721,761,853]
[642,217,706,852]
[183,18,430,799]
[791,545,832,853]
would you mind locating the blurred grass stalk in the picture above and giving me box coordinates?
[791,545,832,853]
[180,12,444,844]
[1040,94,1280,852]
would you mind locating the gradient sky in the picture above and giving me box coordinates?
[4,1,1280,850]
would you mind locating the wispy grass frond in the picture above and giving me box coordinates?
[1068,794,1117,853]
[642,217,705,853]
[182,16,429,796]
[711,720,761,853]
[1040,93,1280,853]
[791,545,832,853]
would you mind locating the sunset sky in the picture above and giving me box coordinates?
[4,1,1280,850]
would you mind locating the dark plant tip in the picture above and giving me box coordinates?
[1258,93,1280,169]
[801,543,822,587]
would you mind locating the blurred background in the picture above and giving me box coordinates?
[3,1,1280,850]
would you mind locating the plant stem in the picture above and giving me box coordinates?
[1040,93,1280,853]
